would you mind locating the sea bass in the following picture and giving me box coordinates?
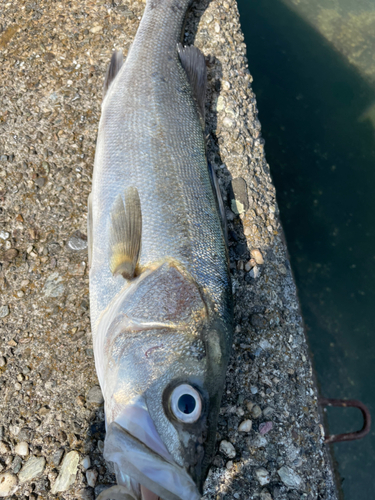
[88,0,233,498]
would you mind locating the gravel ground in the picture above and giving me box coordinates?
[0,0,338,499]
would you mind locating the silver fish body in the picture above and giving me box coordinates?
[89,0,233,498]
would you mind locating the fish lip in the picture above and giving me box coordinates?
[104,421,201,500]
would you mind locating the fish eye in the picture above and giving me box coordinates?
[170,384,202,423]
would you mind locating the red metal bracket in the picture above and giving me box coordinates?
[318,398,371,444]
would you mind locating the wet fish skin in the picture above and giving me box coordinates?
[89,0,233,497]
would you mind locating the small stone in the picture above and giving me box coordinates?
[223,116,234,128]
[226,461,233,470]
[214,22,220,33]
[263,407,274,418]
[231,199,244,215]
[238,420,252,432]
[51,448,64,467]
[205,13,213,23]
[250,386,258,395]
[219,440,236,459]
[244,259,256,272]
[249,265,260,279]
[251,248,264,265]
[77,487,94,500]
[35,177,45,187]
[0,472,18,497]
[0,306,9,319]
[216,95,225,112]
[67,232,88,251]
[97,441,104,454]
[43,272,64,298]
[51,450,80,493]
[90,25,103,33]
[0,357,6,368]
[14,382,22,391]
[86,469,98,487]
[255,468,270,486]
[259,421,273,435]
[86,385,104,404]
[11,456,22,473]
[15,442,29,456]
[246,401,254,412]
[81,456,91,470]
[277,466,302,489]
[231,177,249,212]
[0,231,9,240]
[0,442,10,454]
[3,249,18,261]
[251,405,262,419]
[18,456,46,483]
[260,489,273,500]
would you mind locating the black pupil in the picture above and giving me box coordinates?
[178,394,196,414]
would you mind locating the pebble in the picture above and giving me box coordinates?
[90,25,103,33]
[263,407,274,418]
[15,442,29,456]
[3,249,18,261]
[86,468,98,487]
[277,466,302,489]
[249,265,260,278]
[214,22,220,33]
[43,272,65,298]
[18,456,46,483]
[259,421,273,435]
[251,248,264,265]
[255,468,270,486]
[238,420,252,432]
[67,233,88,251]
[51,450,80,494]
[81,456,91,470]
[205,13,213,24]
[0,472,18,497]
[86,385,104,404]
[251,405,262,419]
[35,177,45,187]
[260,490,273,500]
[219,440,236,458]
[11,456,22,474]
[0,442,10,454]
[77,487,94,500]
[223,116,235,128]
[231,177,249,212]
[52,448,64,467]
[0,231,9,240]
[0,357,5,368]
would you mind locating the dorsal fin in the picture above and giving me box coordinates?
[177,43,207,126]
[103,50,124,99]
[109,187,142,280]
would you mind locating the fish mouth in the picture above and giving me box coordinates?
[99,404,201,500]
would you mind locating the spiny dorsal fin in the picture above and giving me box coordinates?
[103,50,124,99]
[87,192,93,268]
[177,43,207,126]
[109,187,142,280]
[208,162,228,248]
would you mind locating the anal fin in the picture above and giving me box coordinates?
[103,50,124,99]
[177,44,207,125]
[109,187,142,280]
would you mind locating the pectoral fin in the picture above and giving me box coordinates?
[109,187,142,280]
[177,44,207,126]
[103,50,124,99]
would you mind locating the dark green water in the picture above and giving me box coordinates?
[236,0,375,498]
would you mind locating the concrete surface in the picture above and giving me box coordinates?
[0,0,338,499]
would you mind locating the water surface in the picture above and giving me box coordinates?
[237,0,375,497]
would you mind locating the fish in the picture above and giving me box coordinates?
[88,0,233,498]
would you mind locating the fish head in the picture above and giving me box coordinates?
[95,261,232,500]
